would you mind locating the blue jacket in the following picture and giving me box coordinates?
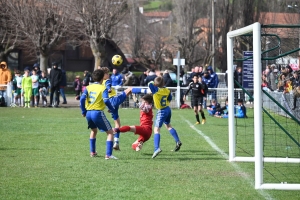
[206,66,219,88]
[60,70,67,87]
[110,72,123,86]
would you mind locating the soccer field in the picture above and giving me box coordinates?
[0,107,299,200]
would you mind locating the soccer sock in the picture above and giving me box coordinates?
[169,128,180,142]
[106,140,113,156]
[119,126,131,132]
[114,133,120,144]
[196,114,200,122]
[200,111,206,119]
[90,138,96,153]
[132,88,148,94]
[154,133,160,151]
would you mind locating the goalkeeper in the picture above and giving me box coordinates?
[113,94,153,151]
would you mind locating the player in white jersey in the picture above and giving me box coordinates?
[31,69,39,107]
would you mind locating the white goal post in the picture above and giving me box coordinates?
[227,22,300,190]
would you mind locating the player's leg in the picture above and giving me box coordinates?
[193,97,200,124]
[114,125,136,133]
[152,110,165,158]
[134,126,152,151]
[164,107,182,152]
[199,97,206,124]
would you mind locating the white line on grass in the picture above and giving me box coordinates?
[184,119,273,200]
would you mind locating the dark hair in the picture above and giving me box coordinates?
[237,99,243,103]
[141,94,153,104]
[154,76,164,87]
[92,69,104,82]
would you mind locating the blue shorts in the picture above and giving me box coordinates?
[109,91,127,120]
[86,110,112,131]
[155,106,171,128]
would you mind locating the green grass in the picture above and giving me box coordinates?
[0,107,299,199]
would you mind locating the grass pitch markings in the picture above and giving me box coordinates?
[183,118,274,200]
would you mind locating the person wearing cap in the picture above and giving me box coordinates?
[48,62,62,107]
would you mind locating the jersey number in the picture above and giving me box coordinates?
[160,96,167,107]
[89,91,96,104]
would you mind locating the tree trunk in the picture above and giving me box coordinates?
[40,54,49,73]
[90,42,102,71]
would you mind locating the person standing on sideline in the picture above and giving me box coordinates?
[38,71,49,107]
[113,94,154,151]
[14,70,23,107]
[31,69,39,107]
[73,75,82,100]
[80,69,118,159]
[0,61,12,103]
[48,62,62,107]
[21,69,32,108]
[183,75,208,125]
[110,68,123,86]
[59,68,67,104]
[148,76,182,158]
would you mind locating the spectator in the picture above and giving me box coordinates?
[0,61,12,104]
[48,62,62,107]
[163,70,173,87]
[139,70,148,86]
[111,68,123,86]
[206,65,219,103]
[33,63,41,77]
[59,68,67,104]
[277,74,286,92]
[38,71,49,107]
[291,71,300,110]
[144,69,157,85]
[268,68,279,91]
[123,71,134,86]
[73,75,82,100]
[187,67,195,83]
[82,70,92,93]
[131,73,140,86]
[234,66,243,104]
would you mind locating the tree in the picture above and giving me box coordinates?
[0,0,18,62]
[6,0,73,72]
[69,0,128,70]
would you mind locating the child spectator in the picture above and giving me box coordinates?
[21,69,32,108]
[207,99,220,116]
[148,76,182,158]
[73,75,82,100]
[31,69,39,107]
[113,94,153,151]
[215,99,229,118]
[14,70,23,107]
[38,71,49,107]
[235,99,247,118]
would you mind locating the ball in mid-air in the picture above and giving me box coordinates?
[111,54,123,66]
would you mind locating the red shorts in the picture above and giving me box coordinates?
[135,125,152,142]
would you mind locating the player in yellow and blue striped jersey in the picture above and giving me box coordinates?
[148,76,182,158]
[80,69,118,160]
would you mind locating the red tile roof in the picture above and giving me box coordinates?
[143,11,171,18]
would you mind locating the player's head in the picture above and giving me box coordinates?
[237,99,243,105]
[154,76,164,87]
[41,70,46,77]
[211,99,216,105]
[32,69,37,75]
[92,69,104,83]
[15,70,20,76]
[141,94,153,104]
[192,74,198,82]
[100,67,110,79]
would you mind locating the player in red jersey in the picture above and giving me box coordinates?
[113,94,153,151]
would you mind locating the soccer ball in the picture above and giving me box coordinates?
[111,54,123,66]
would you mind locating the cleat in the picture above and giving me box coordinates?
[201,119,206,124]
[174,141,182,152]
[105,155,118,160]
[90,152,98,157]
[195,121,200,125]
[113,143,120,151]
[62,102,67,104]
[135,141,143,152]
[152,148,162,158]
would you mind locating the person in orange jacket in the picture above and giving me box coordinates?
[0,61,12,103]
